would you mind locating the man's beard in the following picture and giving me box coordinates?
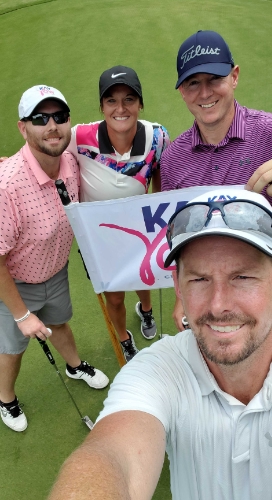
[191,312,269,366]
[39,134,71,157]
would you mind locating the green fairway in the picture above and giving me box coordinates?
[1,0,272,498]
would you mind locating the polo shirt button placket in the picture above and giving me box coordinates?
[232,412,251,465]
[212,146,220,173]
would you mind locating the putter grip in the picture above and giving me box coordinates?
[36,337,55,365]
[55,179,71,206]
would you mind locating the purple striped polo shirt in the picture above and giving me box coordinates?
[161,100,272,202]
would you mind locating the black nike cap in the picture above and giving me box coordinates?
[99,65,142,100]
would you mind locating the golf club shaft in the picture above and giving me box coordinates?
[36,336,93,428]
[54,182,96,429]
[55,179,71,205]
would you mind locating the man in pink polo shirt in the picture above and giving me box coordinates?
[0,85,109,433]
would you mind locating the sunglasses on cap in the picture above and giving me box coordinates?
[22,110,70,126]
[166,199,272,248]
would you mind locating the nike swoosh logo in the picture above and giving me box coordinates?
[111,73,126,78]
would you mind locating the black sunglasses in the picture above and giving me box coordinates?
[167,199,272,249]
[22,111,70,126]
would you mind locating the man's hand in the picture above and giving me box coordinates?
[17,313,52,340]
[0,255,51,341]
[246,159,272,196]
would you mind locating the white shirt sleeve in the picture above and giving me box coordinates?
[95,334,192,432]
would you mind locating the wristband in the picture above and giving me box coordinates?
[14,310,31,323]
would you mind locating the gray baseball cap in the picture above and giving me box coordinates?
[165,189,272,268]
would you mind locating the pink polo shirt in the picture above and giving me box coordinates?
[0,143,79,283]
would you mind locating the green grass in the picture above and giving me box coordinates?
[0,242,176,500]
[1,0,272,498]
[0,0,56,16]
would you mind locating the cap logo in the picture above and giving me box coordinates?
[180,44,221,70]
[38,85,55,97]
[111,73,127,79]
[208,194,237,202]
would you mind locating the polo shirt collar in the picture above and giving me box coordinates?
[192,100,246,149]
[22,143,74,186]
[98,120,146,156]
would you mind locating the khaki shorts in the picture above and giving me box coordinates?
[0,263,72,354]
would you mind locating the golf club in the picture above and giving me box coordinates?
[36,330,94,430]
[55,179,71,205]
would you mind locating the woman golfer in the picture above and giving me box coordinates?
[68,65,170,361]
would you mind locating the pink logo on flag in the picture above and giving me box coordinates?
[100,223,175,286]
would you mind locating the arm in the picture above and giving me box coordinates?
[152,168,161,193]
[48,410,166,500]
[151,125,170,194]
[246,159,272,197]
[0,254,51,339]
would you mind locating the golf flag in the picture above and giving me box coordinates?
[65,185,244,293]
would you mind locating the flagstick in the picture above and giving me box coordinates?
[97,293,126,367]
[55,179,126,368]
[159,289,168,339]
[159,289,163,339]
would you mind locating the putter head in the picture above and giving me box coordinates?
[83,416,94,430]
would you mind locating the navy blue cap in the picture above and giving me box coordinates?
[175,30,234,89]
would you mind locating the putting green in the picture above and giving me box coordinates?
[0,0,272,498]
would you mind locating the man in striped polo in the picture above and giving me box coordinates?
[160,30,272,330]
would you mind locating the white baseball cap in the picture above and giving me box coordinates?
[18,85,70,119]
[164,188,272,267]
